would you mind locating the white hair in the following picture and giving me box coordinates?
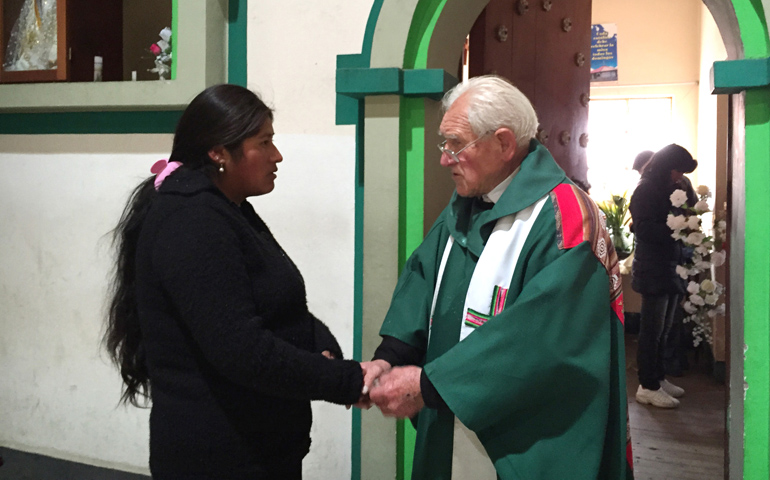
[441,75,538,149]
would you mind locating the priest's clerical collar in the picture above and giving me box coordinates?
[481,165,521,204]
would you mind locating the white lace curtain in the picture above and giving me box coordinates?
[3,0,58,71]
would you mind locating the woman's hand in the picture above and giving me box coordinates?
[347,359,392,409]
[361,359,392,395]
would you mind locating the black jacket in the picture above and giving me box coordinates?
[134,168,362,478]
[629,174,686,296]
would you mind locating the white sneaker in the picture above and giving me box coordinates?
[635,385,679,408]
[660,379,685,398]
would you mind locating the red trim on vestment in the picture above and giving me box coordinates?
[552,184,585,248]
[627,440,634,469]
[612,295,625,325]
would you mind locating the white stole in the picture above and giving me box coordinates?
[429,195,549,479]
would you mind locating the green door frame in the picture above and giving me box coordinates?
[712,0,770,478]
[336,1,463,477]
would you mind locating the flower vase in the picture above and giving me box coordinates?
[611,230,630,259]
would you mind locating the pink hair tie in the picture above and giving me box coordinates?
[151,159,182,190]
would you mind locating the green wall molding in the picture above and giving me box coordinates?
[336,1,456,478]
[227,0,248,87]
[336,67,457,122]
[403,69,458,99]
[336,4,385,480]
[0,111,184,135]
[0,0,247,135]
[712,56,770,93]
[333,0,386,124]
[334,62,456,480]
[337,68,404,98]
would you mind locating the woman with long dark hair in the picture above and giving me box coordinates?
[629,143,697,409]
[105,84,364,479]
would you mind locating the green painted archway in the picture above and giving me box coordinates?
[337,0,770,479]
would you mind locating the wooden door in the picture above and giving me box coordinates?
[66,0,123,82]
[468,0,592,183]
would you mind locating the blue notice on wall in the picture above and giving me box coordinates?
[591,23,618,82]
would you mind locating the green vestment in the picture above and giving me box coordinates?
[380,141,630,479]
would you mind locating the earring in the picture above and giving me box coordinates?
[218,163,225,173]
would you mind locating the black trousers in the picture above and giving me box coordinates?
[637,293,681,390]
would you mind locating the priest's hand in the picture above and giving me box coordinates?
[369,366,424,418]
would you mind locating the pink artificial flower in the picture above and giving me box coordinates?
[150,43,162,56]
[151,159,182,190]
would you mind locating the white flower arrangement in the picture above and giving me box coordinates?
[668,185,727,347]
[685,231,706,246]
[689,294,706,307]
[675,265,689,278]
[694,200,711,213]
[705,293,720,305]
[666,214,687,231]
[670,190,688,208]
[148,27,173,80]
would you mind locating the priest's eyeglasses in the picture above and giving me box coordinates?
[437,131,493,163]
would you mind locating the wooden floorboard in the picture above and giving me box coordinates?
[625,333,725,480]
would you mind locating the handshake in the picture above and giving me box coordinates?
[350,360,425,419]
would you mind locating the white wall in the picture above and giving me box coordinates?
[589,0,727,212]
[589,1,728,356]
[697,3,727,195]
[590,0,703,186]
[0,135,170,474]
[0,0,373,477]
[247,2,372,478]
[592,0,703,86]
[697,3,729,363]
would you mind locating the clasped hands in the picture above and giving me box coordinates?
[353,360,425,419]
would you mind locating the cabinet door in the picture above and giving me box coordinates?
[66,0,122,82]
[0,0,68,83]
[468,0,592,182]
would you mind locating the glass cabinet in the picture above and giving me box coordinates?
[0,0,67,82]
[1,0,172,84]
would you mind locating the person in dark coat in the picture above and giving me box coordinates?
[632,148,697,376]
[632,150,655,175]
[633,149,697,207]
[629,144,697,408]
[104,84,365,479]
